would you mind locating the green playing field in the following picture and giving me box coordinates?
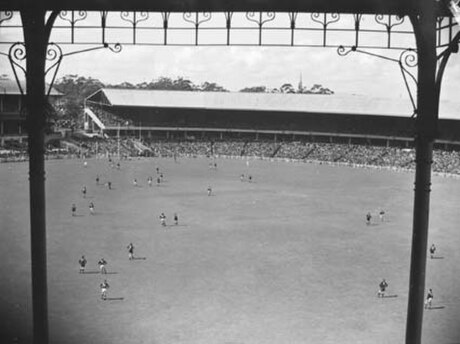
[1,156,459,344]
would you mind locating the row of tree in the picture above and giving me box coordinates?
[240,83,333,94]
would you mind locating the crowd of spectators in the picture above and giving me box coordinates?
[432,150,460,174]
[143,139,458,175]
[88,106,134,127]
[2,136,460,176]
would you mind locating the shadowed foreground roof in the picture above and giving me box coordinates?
[0,0,450,15]
[87,88,460,120]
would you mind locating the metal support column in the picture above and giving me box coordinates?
[406,3,438,343]
[21,9,57,344]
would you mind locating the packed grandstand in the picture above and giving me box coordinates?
[3,136,460,177]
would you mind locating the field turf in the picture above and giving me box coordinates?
[1,157,459,344]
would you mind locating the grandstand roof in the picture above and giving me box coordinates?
[0,78,62,96]
[87,88,460,120]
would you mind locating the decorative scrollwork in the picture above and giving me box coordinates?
[59,10,87,25]
[399,49,417,69]
[8,43,27,96]
[337,43,417,114]
[337,45,356,56]
[46,43,63,63]
[106,43,122,53]
[183,12,212,26]
[182,12,212,45]
[245,12,276,45]
[120,11,149,25]
[245,12,275,26]
[311,13,340,27]
[9,42,26,63]
[375,14,404,31]
[375,14,405,48]
[0,11,13,26]
[120,11,149,44]
[398,48,417,113]
[59,11,87,43]
[311,13,340,46]
[45,43,64,97]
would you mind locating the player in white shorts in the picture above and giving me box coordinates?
[425,289,433,309]
[100,280,109,300]
[160,213,166,226]
[79,255,87,273]
[98,258,107,274]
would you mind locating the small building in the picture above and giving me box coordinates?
[0,77,62,146]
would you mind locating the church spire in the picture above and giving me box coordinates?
[298,72,303,93]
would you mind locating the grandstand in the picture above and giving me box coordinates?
[85,89,460,150]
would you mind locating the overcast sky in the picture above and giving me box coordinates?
[0,11,459,117]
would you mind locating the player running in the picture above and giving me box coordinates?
[377,279,388,298]
[81,186,87,198]
[71,203,77,216]
[425,288,433,309]
[207,186,212,196]
[147,176,153,187]
[429,244,436,259]
[127,243,134,260]
[78,255,87,273]
[107,181,112,190]
[98,258,108,274]
[379,210,385,222]
[240,174,244,182]
[89,202,95,215]
[100,280,109,300]
[156,177,161,187]
[96,175,100,185]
